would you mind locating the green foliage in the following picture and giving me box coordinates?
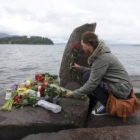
[40,72,58,84]
[44,84,69,103]
[70,47,80,73]
[15,94,39,108]
[44,84,67,98]
[0,36,54,45]
[30,85,38,91]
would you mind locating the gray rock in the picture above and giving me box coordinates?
[134,87,140,98]
[0,93,89,140]
[130,75,140,97]
[64,82,81,91]
[130,75,140,88]
[59,23,96,87]
[85,98,140,128]
[22,126,140,140]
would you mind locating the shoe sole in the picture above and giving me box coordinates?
[91,110,109,116]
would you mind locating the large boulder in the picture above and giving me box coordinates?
[59,23,96,89]
[22,126,140,140]
[0,93,89,140]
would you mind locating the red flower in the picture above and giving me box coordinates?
[39,86,45,97]
[35,73,45,82]
[72,43,80,49]
[35,73,42,81]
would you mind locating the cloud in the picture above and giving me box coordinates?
[4,7,33,16]
[0,0,139,44]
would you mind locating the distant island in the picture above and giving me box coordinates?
[0,33,54,45]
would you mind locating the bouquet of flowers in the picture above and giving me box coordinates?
[0,72,72,111]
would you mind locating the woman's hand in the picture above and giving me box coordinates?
[72,63,80,69]
[65,92,73,98]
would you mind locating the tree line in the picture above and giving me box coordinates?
[0,36,54,45]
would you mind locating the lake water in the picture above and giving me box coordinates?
[0,44,140,93]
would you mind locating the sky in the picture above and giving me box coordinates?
[0,0,139,44]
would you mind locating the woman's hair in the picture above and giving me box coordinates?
[81,32,99,49]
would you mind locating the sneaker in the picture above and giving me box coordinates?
[92,105,108,116]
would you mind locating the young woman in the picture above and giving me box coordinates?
[65,32,132,116]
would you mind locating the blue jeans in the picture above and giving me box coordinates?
[83,71,109,106]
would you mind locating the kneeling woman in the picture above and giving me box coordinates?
[65,32,132,116]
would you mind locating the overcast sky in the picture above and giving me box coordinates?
[0,0,139,44]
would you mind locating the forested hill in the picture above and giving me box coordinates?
[0,36,54,45]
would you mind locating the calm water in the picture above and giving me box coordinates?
[0,44,140,93]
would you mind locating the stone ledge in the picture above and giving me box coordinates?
[134,87,140,98]
[0,75,139,140]
[22,125,140,140]
[85,98,140,128]
[0,93,89,140]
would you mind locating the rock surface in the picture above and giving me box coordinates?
[0,76,140,140]
[85,98,140,128]
[130,75,140,98]
[64,82,82,91]
[85,76,140,128]
[84,76,140,128]
[0,93,89,140]
[0,76,139,140]
[22,125,140,140]
[59,23,96,89]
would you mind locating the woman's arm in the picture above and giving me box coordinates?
[72,63,91,74]
[73,58,110,99]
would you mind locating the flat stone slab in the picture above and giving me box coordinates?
[130,75,140,98]
[0,75,139,140]
[130,75,140,85]
[134,87,140,98]
[0,93,89,140]
[85,76,140,128]
[22,125,140,140]
[85,98,140,128]
[130,75,140,88]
